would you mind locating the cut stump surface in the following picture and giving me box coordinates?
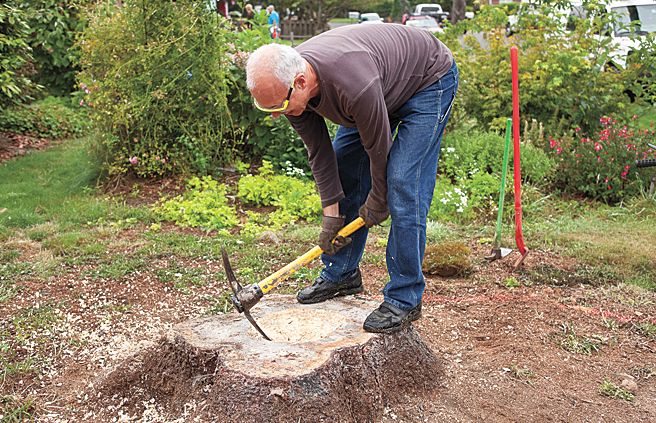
[97,295,443,422]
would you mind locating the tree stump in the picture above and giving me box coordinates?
[96,295,443,422]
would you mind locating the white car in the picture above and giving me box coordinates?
[508,0,656,69]
[581,0,656,68]
[405,15,444,34]
[359,13,384,24]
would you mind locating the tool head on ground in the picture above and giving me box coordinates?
[484,247,512,262]
[221,248,271,341]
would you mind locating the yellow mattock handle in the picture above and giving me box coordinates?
[258,217,366,294]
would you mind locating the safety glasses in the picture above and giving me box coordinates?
[253,82,294,113]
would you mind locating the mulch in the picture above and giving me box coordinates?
[0,131,53,163]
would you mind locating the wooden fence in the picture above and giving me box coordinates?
[280,19,319,42]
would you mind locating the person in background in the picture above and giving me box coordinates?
[217,0,229,18]
[266,4,280,39]
[243,3,255,29]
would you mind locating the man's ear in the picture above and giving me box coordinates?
[294,73,307,90]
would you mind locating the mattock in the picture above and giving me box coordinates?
[221,217,366,340]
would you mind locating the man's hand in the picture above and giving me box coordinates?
[319,215,351,255]
[358,203,390,228]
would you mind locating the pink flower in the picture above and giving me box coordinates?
[594,142,603,152]
[129,156,138,165]
[556,147,562,155]
[79,99,84,106]
[549,138,558,149]
[575,127,581,133]
[621,171,628,180]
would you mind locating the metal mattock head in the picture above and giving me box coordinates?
[220,248,271,341]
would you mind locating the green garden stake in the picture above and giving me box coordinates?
[485,118,513,261]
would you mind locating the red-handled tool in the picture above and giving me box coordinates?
[510,46,529,269]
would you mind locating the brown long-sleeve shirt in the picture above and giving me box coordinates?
[287,24,453,212]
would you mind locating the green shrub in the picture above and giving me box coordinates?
[154,176,238,233]
[225,21,310,171]
[430,128,554,222]
[0,96,90,138]
[440,128,555,186]
[0,4,39,106]
[549,116,656,202]
[442,1,649,135]
[77,0,235,178]
[12,0,90,95]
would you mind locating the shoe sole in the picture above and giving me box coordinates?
[362,309,422,334]
[297,285,364,305]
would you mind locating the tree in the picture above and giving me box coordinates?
[451,0,466,24]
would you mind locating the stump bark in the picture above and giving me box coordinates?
[97,295,443,422]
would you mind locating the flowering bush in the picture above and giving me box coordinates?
[78,0,235,177]
[440,1,653,135]
[549,116,656,202]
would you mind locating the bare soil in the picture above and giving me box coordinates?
[0,132,53,163]
[2,233,654,422]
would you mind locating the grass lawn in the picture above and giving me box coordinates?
[629,102,656,129]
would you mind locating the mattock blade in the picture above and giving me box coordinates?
[221,248,241,295]
[244,310,272,341]
[220,247,271,341]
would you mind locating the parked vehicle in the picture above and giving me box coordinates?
[413,3,449,23]
[506,0,656,69]
[404,15,444,33]
[359,12,384,24]
[578,0,656,69]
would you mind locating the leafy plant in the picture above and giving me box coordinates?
[12,0,91,95]
[0,96,90,138]
[549,116,656,202]
[430,128,554,222]
[154,176,239,233]
[237,161,321,221]
[503,277,520,288]
[225,21,310,171]
[77,0,236,178]
[237,161,321,235]
[599,379,635,401]
[0,4,39,106]
[441,1,650,135]
[558,323,602,355]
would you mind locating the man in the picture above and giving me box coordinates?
[266,5,280,39]
[245,24,458,333]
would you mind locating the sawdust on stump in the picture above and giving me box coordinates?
[94,295,443,422]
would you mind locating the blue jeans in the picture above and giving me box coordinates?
[319,60,459,311]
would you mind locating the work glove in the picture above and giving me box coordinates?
[319,215,352,255]
[358,202,390,228]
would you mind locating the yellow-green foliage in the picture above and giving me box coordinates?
[154,176,238,233]
[237,161,321,222]
[422,241,473,277]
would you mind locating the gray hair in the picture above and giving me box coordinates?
[246,44,305,91]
